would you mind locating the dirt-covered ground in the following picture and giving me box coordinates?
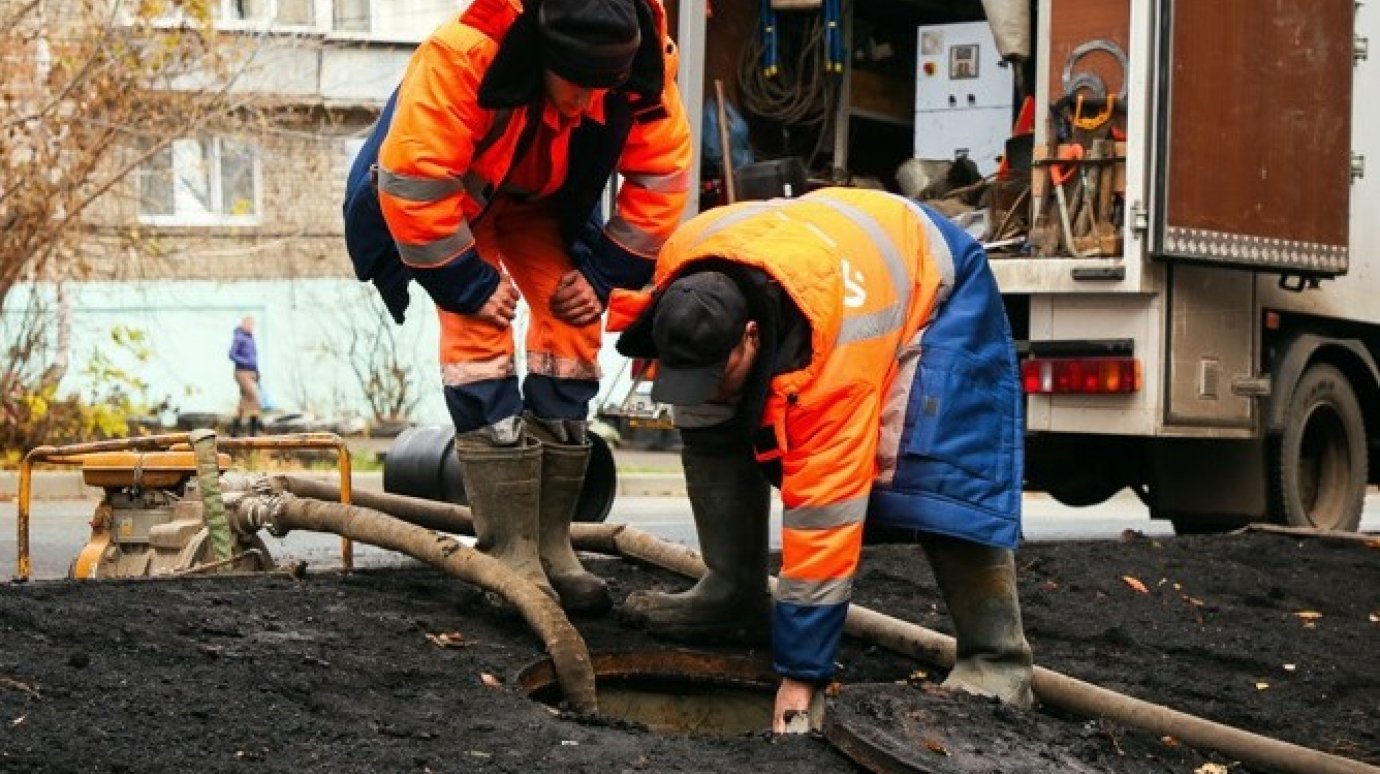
[0,530,1375,773]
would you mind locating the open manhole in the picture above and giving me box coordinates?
[518,649,777,736]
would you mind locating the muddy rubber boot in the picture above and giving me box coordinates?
[248,416,262,437]
[230,418,243,438]
[923,535,1035,709]
[620,430,771,643]
[454,431,557,603]
[525,415,611,616]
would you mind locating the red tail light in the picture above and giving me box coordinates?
[1022,357,1141,394]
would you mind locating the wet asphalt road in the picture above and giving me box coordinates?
[3,487,1379,581]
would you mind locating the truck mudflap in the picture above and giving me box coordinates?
[1150,0,1354,277]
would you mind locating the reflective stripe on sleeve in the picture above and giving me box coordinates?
[396,221,475,268]
[605,215,666,256]
[377,166,465,202]
[622,168,693,193]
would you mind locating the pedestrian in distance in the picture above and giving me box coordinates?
[343,0,693,615]
[228,315,262,437]
[610,187,1036,731]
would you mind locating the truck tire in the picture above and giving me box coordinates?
[1271,364,1367,531]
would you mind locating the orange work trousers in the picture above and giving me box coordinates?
[436,197,603,425]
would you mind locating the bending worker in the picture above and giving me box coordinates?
[344,0,692,615]
[610,187,1035,729]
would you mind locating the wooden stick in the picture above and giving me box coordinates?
[714,79,736,203]
[1234,523,1380,544]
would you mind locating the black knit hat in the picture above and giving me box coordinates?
[539,0,641,89]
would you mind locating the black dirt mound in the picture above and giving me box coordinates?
[0,531,1375,773]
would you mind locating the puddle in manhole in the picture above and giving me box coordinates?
[518,649,777,736]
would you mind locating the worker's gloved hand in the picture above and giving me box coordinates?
[772,677,816,734]
[408,245,502,318]
[550,270,603,327]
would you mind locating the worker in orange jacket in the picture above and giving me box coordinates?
[610,188,1034,729]
[345,0,692,615]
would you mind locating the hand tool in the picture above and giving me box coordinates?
[1050,143,1086,257]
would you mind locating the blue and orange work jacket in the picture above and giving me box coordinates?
[611,188,1024,683]
[376,0,692,307]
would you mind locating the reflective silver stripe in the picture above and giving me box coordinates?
[776,576,853,607]
[838,303,904,346]
[810,194,914,346]
[605,215,664,256]
[396,220,475,267]
[812,194,912,309]
[440,355,516,387]
[689,201,775,247]
[527,351,601,381]
[875,334,922,487]
[462,171,491,209]
[784,496,868,530]
[622,168,692,193]
[902,199,956,313]
[377,166,464,202]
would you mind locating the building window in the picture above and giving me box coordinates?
[333,0,370,32]
[138,137,262,226]
[219,0,315,27]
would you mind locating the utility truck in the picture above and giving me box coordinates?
[1003,0,1376,532]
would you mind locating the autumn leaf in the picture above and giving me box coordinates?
[1121,576,1150,594]
[425,631,468,649]
[924,739,950,756]
[480,672,502,688]
[1161,735,1180,747]
[1195,764,1230,774]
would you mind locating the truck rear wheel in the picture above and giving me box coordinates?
[1271,364,1367,531]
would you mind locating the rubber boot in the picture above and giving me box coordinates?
[923,535,1035,709]
[230,418,243,438]
[248,416,262,437]
[454,431,557,603]
[525,415,612,615]
[620,429,772,643]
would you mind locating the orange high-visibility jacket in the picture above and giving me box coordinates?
[377,0,691,296]
[613,188,1023,682]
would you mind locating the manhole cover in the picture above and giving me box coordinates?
[825,683,1105,773]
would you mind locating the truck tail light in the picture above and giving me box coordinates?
[1022,357,1141,394]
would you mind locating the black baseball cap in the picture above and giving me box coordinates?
[616,271,750,406]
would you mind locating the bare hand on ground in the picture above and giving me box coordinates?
[773,677,815,734]
[473,274,519,329]
[550,270,603,327]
